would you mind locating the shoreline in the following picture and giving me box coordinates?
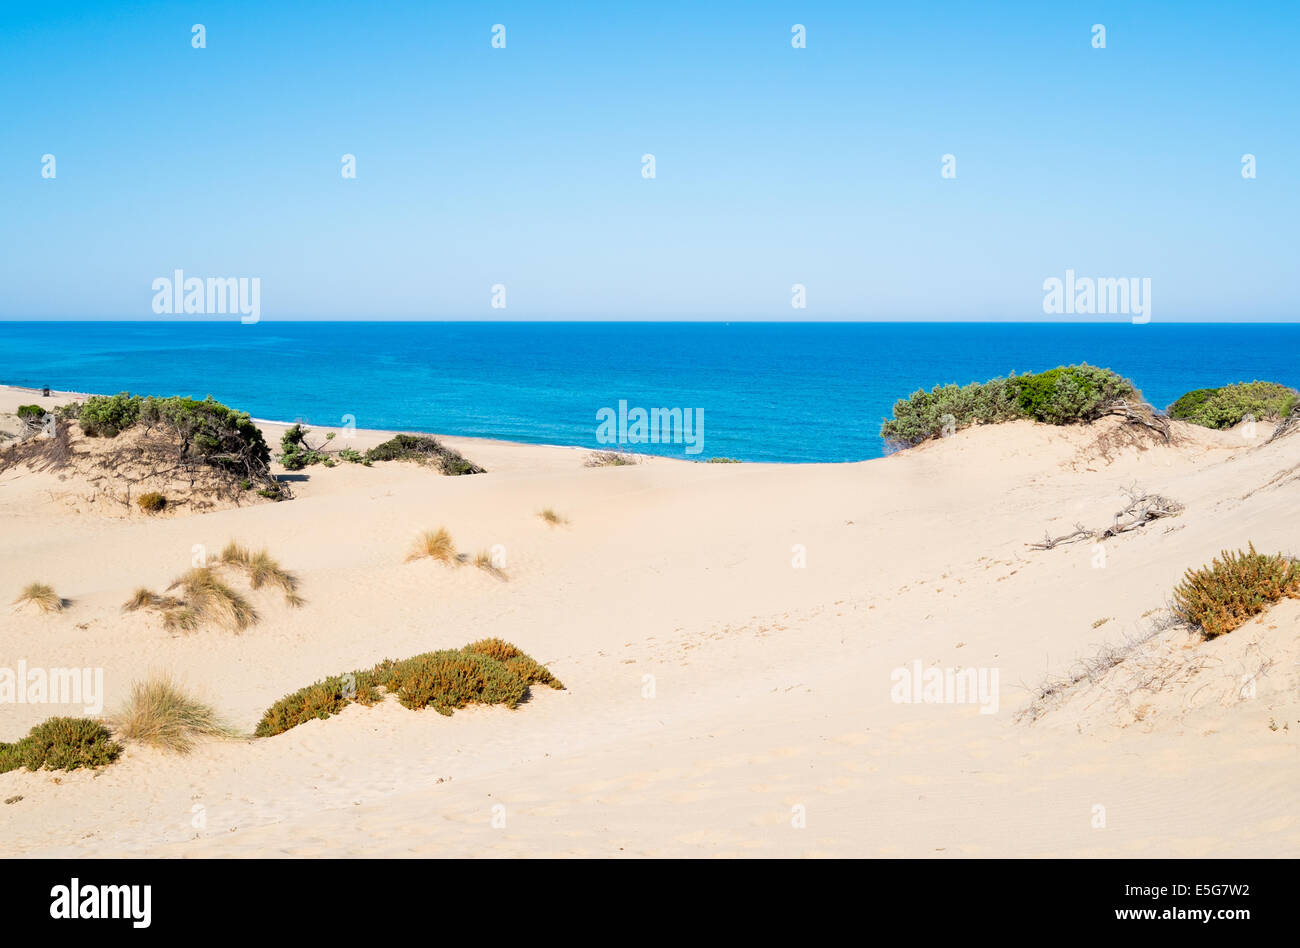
[0,383,713,466]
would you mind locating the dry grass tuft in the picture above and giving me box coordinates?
[13,582,64,614]
[473,549,507,578]
[407,527,456,564]
[165,568,258,632]
[221,542,301,605]
[110,673,237,752]
[121,587,182,613]
[538,508,567,526]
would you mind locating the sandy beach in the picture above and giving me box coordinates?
[1,383,1296,858]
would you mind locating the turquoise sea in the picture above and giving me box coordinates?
[1,322,1296,463]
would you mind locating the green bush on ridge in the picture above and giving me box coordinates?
[1167,381,1297,430]
[880,364,1141,448]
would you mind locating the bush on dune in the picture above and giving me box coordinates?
[254,640,563,737]
[881,364,1142,448]
[77,392,286,498]
[136,491,166,513]
[365,434,484,475]
[78,391,142,437]
[0,717,121,773]
[253,670,386,738]
[1168,381,1297,430]
[464,637,564,690]
[1173,544,1300,639]
[377,649,527,714]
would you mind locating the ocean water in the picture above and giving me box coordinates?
[1,322,1296,463]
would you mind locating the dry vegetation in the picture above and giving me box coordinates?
[1029,484,1183,550]
[407,527,456,564]
[110,674,237,752]
[584,451,637,467]
[538,507,567,525]
[12,582,64,614]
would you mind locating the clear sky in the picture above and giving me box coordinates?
[2,0,1296,321]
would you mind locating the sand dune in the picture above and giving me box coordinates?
[1,384,1296,857]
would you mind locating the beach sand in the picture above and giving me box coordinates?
[1,384,1296,857]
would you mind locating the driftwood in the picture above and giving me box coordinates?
[1266,406,1300,444]
[1029,484,1184,550]
[1099,399,1171,442]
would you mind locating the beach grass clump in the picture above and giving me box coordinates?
[164,568,258,632]
[110,674,236,752]
[538,507,567,526]
[253,670,385,738]
[136,491,166,513]
[378,649,527,715]
[255,640,562,736]
[0,717,121,774]
[121,587,183,613]
[220,542,303,606]
[223,542,301,603]
[473,549,506,577]
[407,527,457,564]
[1172,544,1300,639]
[13,582,63,614]
[584,450,637,467]
[881,364,1141,448]
[365,434,485,475]
[1168,381,1298,430]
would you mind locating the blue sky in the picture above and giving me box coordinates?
[1,0,1296,320]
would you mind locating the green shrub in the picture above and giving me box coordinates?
[379,649,526,715]
[78,391,142,437]
[1168,381,1298,430]
[136,491,166,513]
[278,423,326,470]
[137,395,272,470]
[463,638,564,690]
[881,365,1140,447]
[16,404,45,422]
[1009,365,1139,425]
[79,392,280,493]
[255,640,562,736]
[0,717,121,773]
[1173,544,1300,638]
[253,671,384,737]
[365,434,484,475]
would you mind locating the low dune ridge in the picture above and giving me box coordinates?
[0,384,1296,857]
